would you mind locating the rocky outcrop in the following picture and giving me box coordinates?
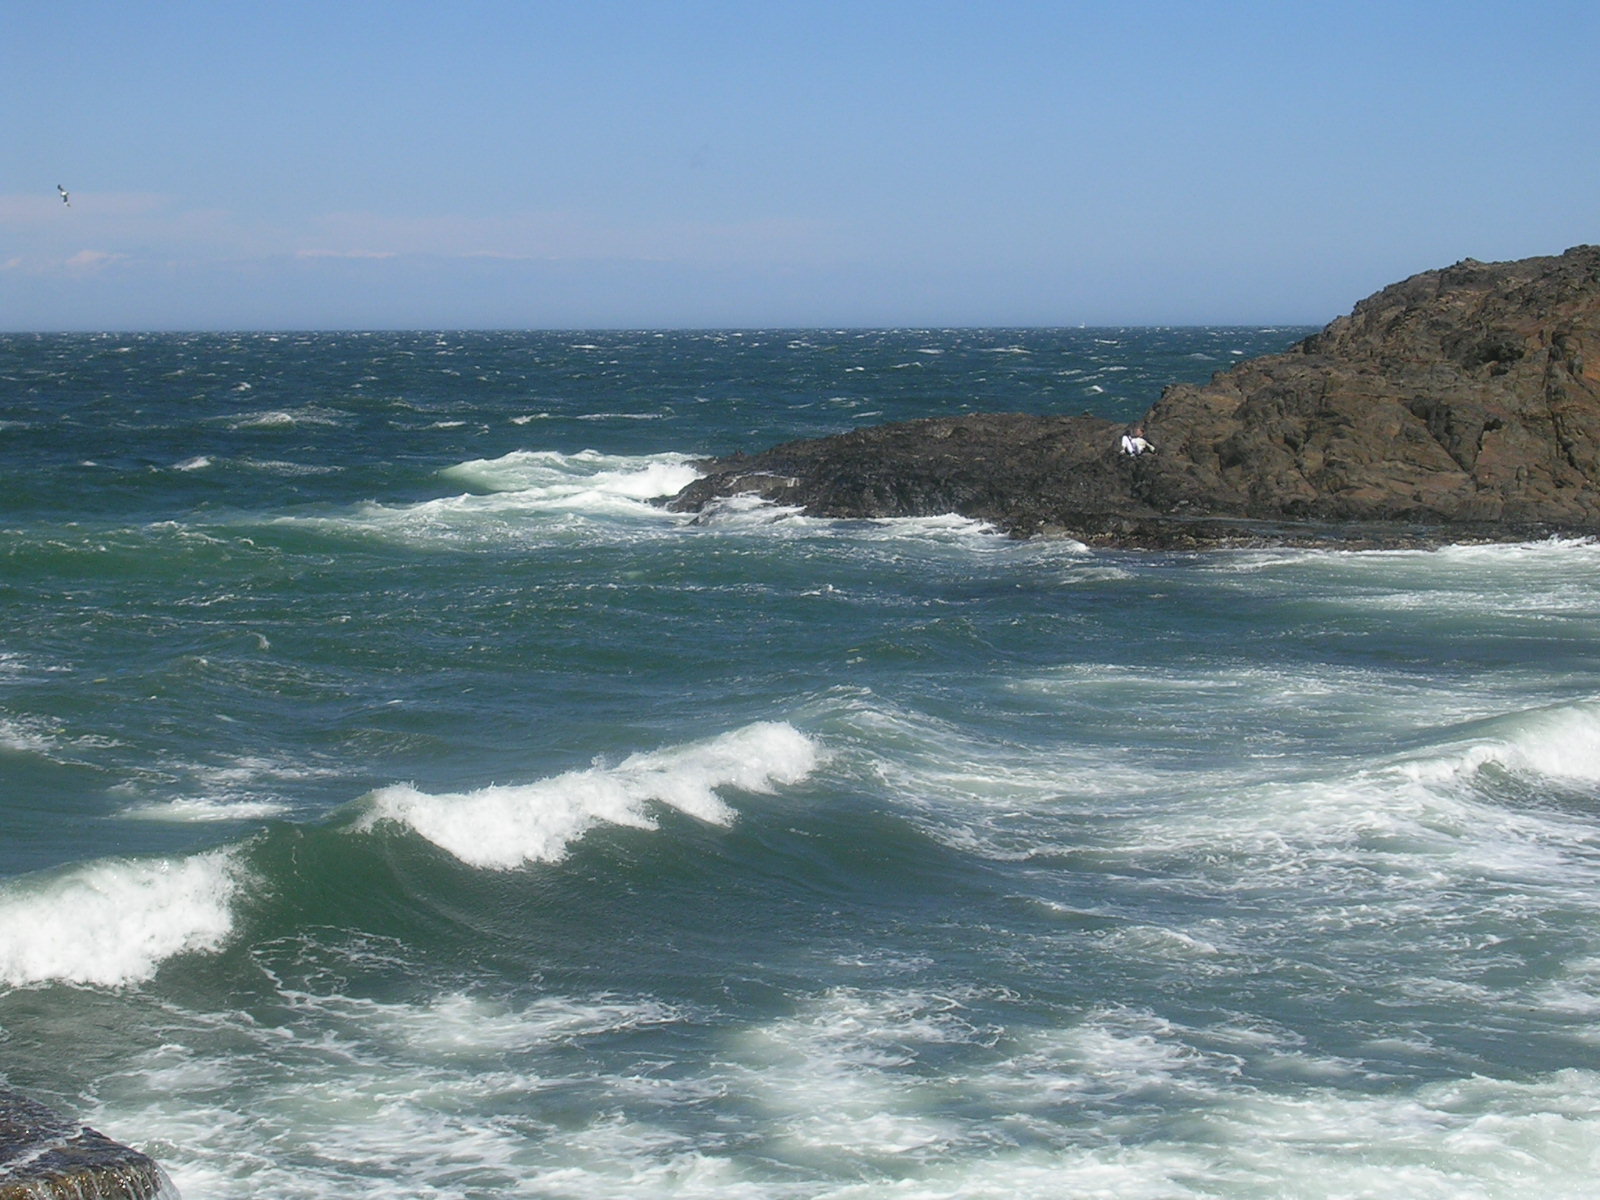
[667,413,1143,540]
[0,1089,171,1199]
[1140,245,1600,531]
[666,246,1600,546]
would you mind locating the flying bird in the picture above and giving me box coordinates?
[57,185,70,207]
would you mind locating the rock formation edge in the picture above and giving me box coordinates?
[665,246,1600,548]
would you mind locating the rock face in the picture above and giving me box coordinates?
[1142,245,1600,531]
[666,246,1600,546]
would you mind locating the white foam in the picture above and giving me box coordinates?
[119,796,293,823]
[1400,700,1600,787]
[1218,536,1600,596]
[688,500,1003,544]
[442,448,698,506]
[0,850,242,988]
[0,711,114,761]
[732,986,999,1163]
[80,971,1600,1199]
[1199,1070,1600,1198]
[230,410,297,430]
[90,984,715,1199]
[287,449,701,546]
[114,753,329,823]
[369,991,688,1060]
[684,493,808,529]
[356,722,821,868]
[857,513,999,541]
[0,713,57,754]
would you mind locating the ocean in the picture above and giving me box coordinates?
[3,327,1600,1199]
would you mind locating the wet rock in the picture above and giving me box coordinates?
[0,1089,172,1199]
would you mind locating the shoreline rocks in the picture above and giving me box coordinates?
[665,246,1600,548]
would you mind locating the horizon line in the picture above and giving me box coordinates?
[0,321,1324,337]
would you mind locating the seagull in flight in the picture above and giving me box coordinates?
[57,185,70,207]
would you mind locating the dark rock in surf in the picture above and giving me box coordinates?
[665,246,1600,547]
[666,412,1138,540]
[0,1088,171,1199]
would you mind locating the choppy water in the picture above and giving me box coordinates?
[5,329,1600,1198]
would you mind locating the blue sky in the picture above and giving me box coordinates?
[4,1,1596,330]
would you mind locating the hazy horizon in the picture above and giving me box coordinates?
[6,1,1596,332]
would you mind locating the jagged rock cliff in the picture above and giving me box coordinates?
[666,246,1600,546]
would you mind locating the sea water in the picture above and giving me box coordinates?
[3,329,1600,1198]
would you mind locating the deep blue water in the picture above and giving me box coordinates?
[5,329,1600,1199]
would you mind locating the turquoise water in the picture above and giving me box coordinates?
[5,329,1600,1198]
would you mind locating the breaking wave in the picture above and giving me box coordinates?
[354,722,821,869]
[0,851,243,988]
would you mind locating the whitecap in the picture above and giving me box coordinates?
[240,458,342,477]
[0,714,57,754]
[230,410,298,430]
[0,850,242,988]
[275,450,700,547]
[441,447,699,506]
[1399,699,1600,787]
[354,721,821,869]
[119,797,293,823]
[225,406,348,432]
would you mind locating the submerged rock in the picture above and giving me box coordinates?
[666,246,1600,546]
[0,1089,172,1200]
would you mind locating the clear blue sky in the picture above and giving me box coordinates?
[4,0,1596,330]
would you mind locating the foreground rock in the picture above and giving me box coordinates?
[0,1089,171,1199]
[666,246,1600,547]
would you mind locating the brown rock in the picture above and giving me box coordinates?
[1137,246,1600,531]
[665,246,1600,546]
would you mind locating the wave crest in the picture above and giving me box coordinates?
[1401,700,1600,787]
[355,722,821,869]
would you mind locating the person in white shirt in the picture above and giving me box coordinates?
[1120,425,1154,456]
